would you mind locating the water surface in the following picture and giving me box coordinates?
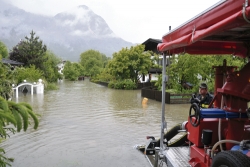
[1,79,190,167]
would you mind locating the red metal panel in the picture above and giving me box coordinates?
[216,62,250,112]
[189,146,212,167]
[187,118,228,147]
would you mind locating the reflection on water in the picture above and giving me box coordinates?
[1,78,190,167]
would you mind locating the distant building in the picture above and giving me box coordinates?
[57,60,66,74]
[142,38,162,54]
[139,38,168,83]
[2,58,24,66]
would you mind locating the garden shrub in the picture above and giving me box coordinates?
[108,80,136,90]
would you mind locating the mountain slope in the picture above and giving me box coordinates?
[0,2,134,61]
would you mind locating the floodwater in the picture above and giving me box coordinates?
[1,78,190,167]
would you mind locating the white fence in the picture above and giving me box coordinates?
[12,79,44,98]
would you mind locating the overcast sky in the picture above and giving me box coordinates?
[5,0,220,43]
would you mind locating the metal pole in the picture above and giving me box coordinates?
[160,53,167,150]
[154,147,160,167]
[16,87,18,98]
[31,85,33,95]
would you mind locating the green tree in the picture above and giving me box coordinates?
[166,54,246,93]
[168,54,202,91]
[13,65,44,84]
[0,58,13,100]
[0,42,8,59]
[74,63,85,77]
[101,53,111,68]
[42,51,62,82]
[0,56,39,167]
[107,45,153,83]
[79,50,106,77]
[62,61,81,81]
[94,67,115,82]
[9,30,47,70]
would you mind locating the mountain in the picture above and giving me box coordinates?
[0,1,134,61]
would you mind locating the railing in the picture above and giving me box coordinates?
[141,87,191,104]
[12,79,44,98]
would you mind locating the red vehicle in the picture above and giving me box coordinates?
[139,0,250,166]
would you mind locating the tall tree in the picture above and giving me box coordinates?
[167,54,246,92]
[79,50,107,77]
[168,54,202,91]
[9,30,47,70]
[107,45,153,83]
[62,61,81,81]
[0,58,13,100]
[42,51,62,82]
[0,41,8,58]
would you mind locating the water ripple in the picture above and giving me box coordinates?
[1,79,190,167]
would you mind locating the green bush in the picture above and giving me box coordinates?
[108,79,136,90]
[13,65,44,84]
[108,81,115,88]
[45,82,59,90]
[89,78,98,83]
[166,89,178,93]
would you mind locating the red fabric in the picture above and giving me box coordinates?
[166,41,247,58]
[157,0,250,57]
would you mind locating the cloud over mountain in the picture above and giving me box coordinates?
[0,2,134,61]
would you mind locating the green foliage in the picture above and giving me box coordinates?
[79,50,107,77]
[165,54,246,93]
[0,147,14,167]
[154,74,163,91]
[0,42,8,59]
[42,51,62,82]
[9,31,47,70]
[108,79,137,90]
[93,68,115,82]
[6,100,39,131]
[165,89,178,93]
[0,60,13,100]
[9,32,63,83]
[13,65,44,84]
[93,44,155,89]
[0,97,39,166]
[62,61,81,81]
[167,54,201,91]
[107,44,153,83]
[74,63,85,77]
[151,53,163,69]
[0,41,41,167]
[45,82,59,90]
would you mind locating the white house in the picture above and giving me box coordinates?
[57,60,66,74]
[138,54,170,83]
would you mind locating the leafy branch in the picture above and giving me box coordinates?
[0,96,39,166]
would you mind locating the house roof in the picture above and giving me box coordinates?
[157,0,250,58]
[142,38,162,53]
[2,58,24,65]
[148,68,162,73]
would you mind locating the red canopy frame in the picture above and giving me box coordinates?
[157,0,250,58]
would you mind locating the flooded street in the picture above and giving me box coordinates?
[1,79,190,167]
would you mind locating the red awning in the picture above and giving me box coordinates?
[157,0,250,58]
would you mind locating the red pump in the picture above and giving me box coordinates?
[187,60,250,167]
